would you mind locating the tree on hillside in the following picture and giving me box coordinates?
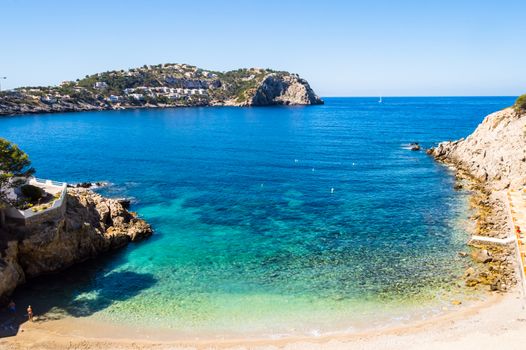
[0,138,35,226]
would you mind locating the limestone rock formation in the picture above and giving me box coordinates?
[431,107,526,191]
[429,106,525,292]
[0,188,152,303]
[249,74,323,106]
[0,242,25,303]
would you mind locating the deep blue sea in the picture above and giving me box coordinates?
[0,97,516,337]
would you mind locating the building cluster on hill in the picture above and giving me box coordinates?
[7,64,219,107]
[0,63,323,116]
[115,86,208,102]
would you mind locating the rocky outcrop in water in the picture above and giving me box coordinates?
[0,188,152,303]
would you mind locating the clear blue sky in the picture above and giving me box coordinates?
[1,0,525,96]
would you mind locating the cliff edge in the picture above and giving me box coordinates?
[430,107,526,191]
[229,73,323,106]
[0,188,152,303]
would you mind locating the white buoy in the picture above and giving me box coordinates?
[352,162,355,166]
[331,188,334,194]
[294,159,299,163]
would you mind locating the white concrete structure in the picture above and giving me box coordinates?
[108,95,121,103]
[469,235,515,245]
[3,177,67,226]
[40,96,57,104]
[93,82,108,89]
[129,93,145,101]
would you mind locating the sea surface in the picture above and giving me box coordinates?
[0,97,516,338]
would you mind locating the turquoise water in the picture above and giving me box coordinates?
[1,97,516,337]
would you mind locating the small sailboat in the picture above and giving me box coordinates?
[378,96,383,103]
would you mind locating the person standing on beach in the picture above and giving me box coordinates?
[27,305,33,322]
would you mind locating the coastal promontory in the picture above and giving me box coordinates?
[0,188,152,303]
[0,64,323,116]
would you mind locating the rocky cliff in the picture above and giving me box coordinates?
[431,107,526,191]
[0,64,323,116]
[429,105,525,292]
[244,74,323,106]
[0,188,152,303]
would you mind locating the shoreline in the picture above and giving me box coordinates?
[429,152,519,293]
[1,290,525,349]
[1,104,523,348]
[0,102,319,119]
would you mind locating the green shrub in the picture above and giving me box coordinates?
[21,184,44,202]
[514,94,526,113]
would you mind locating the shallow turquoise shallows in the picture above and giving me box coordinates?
[1,97,516,337]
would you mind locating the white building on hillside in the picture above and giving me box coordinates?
[108,95,121,103]
[93,82,108,89]
[129,93,144,101]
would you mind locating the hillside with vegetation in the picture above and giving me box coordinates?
[0,64,323,115]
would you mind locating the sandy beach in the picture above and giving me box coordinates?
[1,289,525,350]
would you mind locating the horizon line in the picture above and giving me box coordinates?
[321,95,518,98]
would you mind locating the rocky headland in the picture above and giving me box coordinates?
[232,73,323,106]
[0,188,152,304]
[429,103,526,292]
[0,64,323,116]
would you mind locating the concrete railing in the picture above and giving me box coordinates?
[4,177,67,226]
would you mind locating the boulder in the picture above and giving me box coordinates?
[116,198,131,209]
[464,267,476,277]
[471,249,492,263]
[410,143,421,151]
